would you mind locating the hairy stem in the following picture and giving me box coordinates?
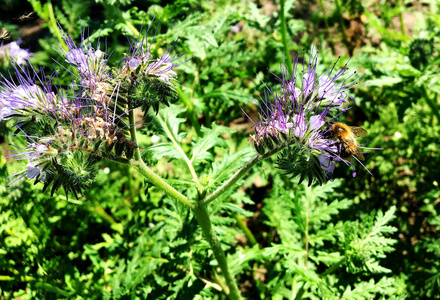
[128,109,142,162]
[132,159,194,208]
[204,145,284,205]
[130,146,240,299]
[280,0,293,74]
[304,185,312,269]
[125,164,137,201]
[192,203,242,300]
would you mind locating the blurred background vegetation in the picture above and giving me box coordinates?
[1,0,439,298]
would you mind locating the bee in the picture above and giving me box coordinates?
[325,122,368,161]
[0,28,11,42]
[16,12,36,22]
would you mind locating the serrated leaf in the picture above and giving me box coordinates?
[145,106,187,161]
[394,63,421,77]
[147,143,183,161]
[202,33,218,47]
[209,147,255,184]
[159,105,187,143]
[341,277,396,299]
[190,123,234,164]
[309,199,352,224]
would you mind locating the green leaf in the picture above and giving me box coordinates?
[202,33,218,47]
[190,123,234,164]
[210,147,255,184]
[146,106,187,161]
[341,277,396,299]
[394,63,421,78]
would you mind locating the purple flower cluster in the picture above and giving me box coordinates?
[0,41,33,66]
[1,22,184,189]
[0,66,58,120]
[250,46,363,179]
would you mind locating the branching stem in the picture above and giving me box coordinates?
[131,159,194,208]
[204,145,284,205]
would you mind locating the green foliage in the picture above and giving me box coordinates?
[259,179,398,298]
[1,0,439,299]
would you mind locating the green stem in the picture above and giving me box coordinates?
[304,186,311,269]
[131,159,194,208]
[399,0,406,37]
[321,257,346,277]
[157,114,200,184]
[233,215,257,247]
[125,21,140,37]
[87,205,118,225]
[126,82,193,208]
[34,282,72,297]
[46,2,68,52]
[280,0,293,74]
[421,86,440,124]
[177,86,202,137]
[204,145,283,205]
[334,0,350,53]
[130,150,239,298]
[192,203,241,300]
[213,271,230,293]
[128,108,142,162]
[125,165,137,201]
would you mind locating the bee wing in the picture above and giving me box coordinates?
[354,148,365,161]
[350,127,368,138]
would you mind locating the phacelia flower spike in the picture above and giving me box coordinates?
[249,44,372,185]
[1,20,187,198]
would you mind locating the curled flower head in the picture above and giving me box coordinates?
[121,20,186,84]
[248,44,369,185]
